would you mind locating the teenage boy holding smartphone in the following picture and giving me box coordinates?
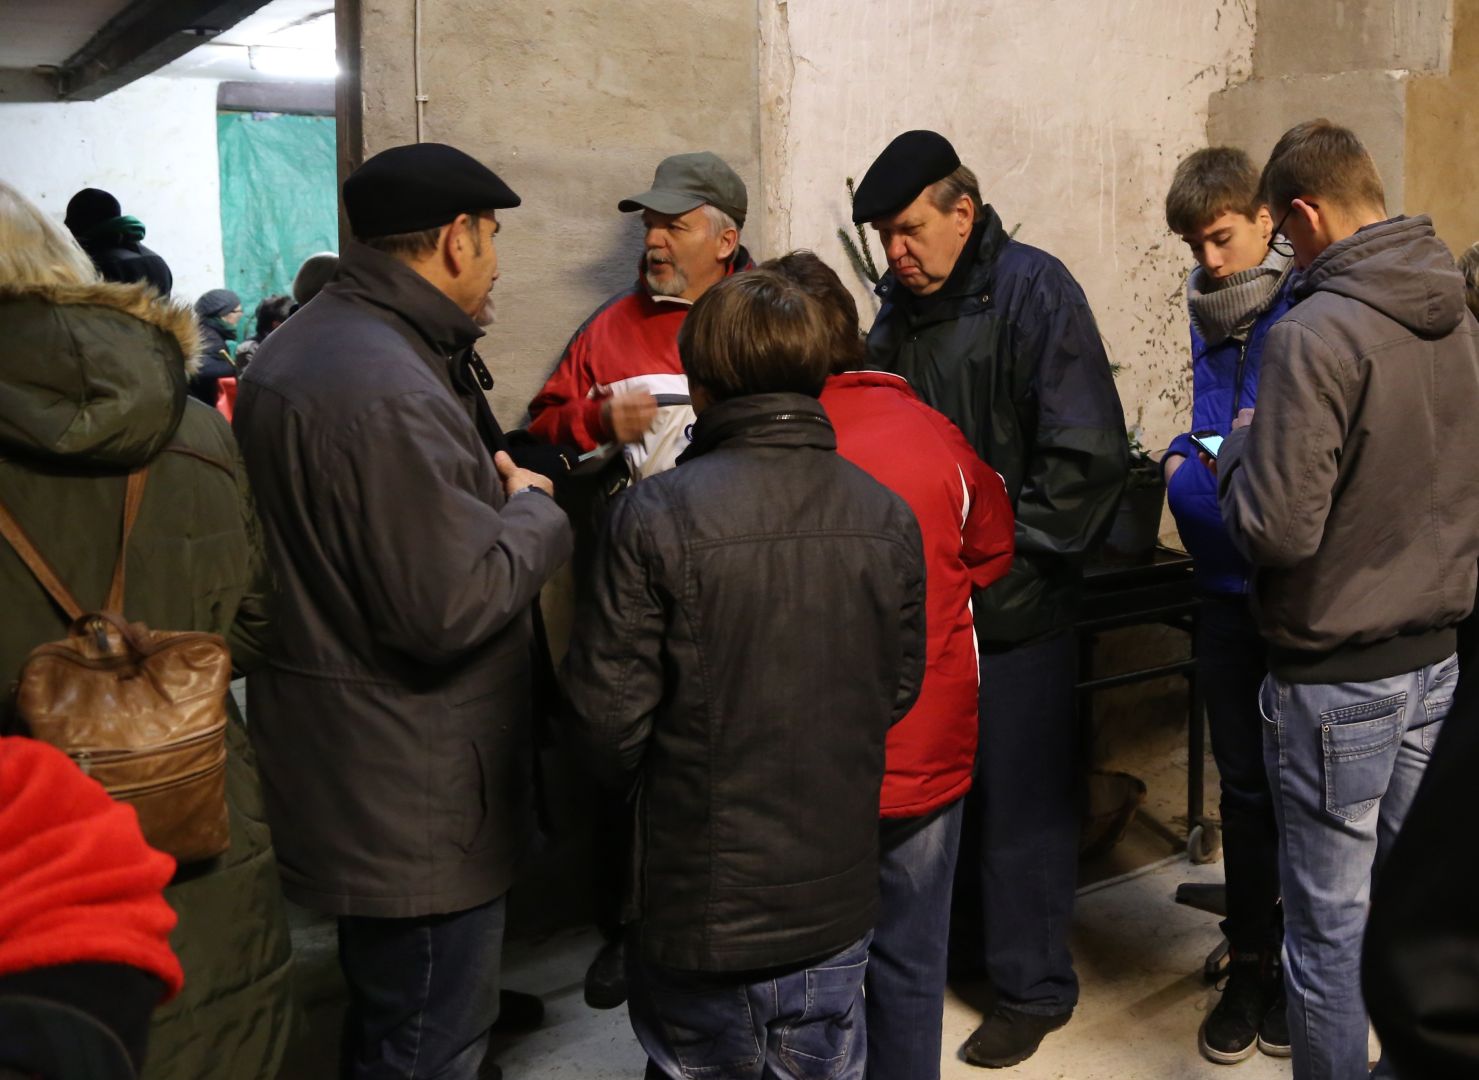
[1160,147,1294,1066]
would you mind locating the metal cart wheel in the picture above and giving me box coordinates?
[1187,817,1222,864]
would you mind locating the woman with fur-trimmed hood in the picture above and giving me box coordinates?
[0,180,293,1080]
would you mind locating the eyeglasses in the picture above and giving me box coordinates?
[1269,208,1294,258]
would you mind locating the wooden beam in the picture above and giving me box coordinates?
[55,0,274,101]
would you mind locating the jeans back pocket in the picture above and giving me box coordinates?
[1320,693,1405,823]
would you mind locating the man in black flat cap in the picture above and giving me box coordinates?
[856,130,1128,1070]
[233,142,573,1080]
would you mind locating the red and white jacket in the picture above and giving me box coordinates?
[820,371,1015,818]
[527,251,753,479]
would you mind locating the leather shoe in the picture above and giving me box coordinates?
[963,1005,1072,1068]
[584,937,627,1009]
[491,989,544,1034]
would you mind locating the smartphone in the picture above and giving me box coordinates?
[1190,430,1224,459]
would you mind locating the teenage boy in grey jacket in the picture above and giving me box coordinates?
[1215,119,1479,1080]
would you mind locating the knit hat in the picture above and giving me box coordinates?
[194,289,241,319]
[64,188,121,235]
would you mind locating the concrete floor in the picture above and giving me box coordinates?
[280,857,1307,1079]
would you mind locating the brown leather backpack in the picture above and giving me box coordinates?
[0,468,232,864]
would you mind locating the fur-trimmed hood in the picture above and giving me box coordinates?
[0,280,202,468]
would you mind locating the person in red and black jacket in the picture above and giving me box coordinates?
[526,152,752,1010]
[0,737,184,1078]
[771,251,1014,1080]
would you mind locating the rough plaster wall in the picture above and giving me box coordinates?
[1253,0,1453,77]
[1208,70,1409,211]
[1405,0,1479,253]
[0,76,225,301]
[760,0,1256,451]
[353,0,762,429]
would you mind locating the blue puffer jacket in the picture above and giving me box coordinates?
[1164,274,1295,594]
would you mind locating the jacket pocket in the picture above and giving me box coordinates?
[1320,693,1405,823]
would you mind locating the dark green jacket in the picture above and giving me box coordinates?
[0,281,292,1080]
[867,208,1129,646]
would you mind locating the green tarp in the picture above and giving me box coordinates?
[217,111,337,343]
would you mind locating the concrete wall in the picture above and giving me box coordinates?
[348,0,762,429]
[758,0,1257,450]
[0,75,225,302]
[1406,0,1479,253]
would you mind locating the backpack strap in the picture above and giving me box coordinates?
[104,469,148,613]
[0,468,148,621]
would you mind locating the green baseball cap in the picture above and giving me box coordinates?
[618,151,747,229]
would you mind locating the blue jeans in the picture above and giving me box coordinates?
[867,800,963,1080]
[953,632,1080,1014]
[1198,596,1281,953]
[337,894,506,1080]
[1261,655,1458,1080]
[628,934,871,1080]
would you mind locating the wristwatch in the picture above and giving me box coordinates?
[513,485,551,498]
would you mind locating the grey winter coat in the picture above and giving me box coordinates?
[1219,215,1479,682]
[234,244,573,918]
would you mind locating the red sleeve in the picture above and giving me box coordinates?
[526,328,610,451]
[0,738,184,998]
[923,404,1015,589]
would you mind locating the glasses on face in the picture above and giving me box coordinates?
[1269,208,1295,258]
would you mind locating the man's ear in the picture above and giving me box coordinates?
[955,195,974,236]
[442,213,474,274]
[1290,198,1320,235]
[1254,205,1274,240]
[715,226,738,263]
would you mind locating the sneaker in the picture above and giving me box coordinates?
[583,936,627,1010]
[1199,953,1263,1064]
[1258,970,1292,1058]
[962,1006,1073,1068]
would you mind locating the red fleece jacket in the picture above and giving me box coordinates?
[0,737,183,997]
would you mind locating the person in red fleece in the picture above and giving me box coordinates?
[769,251,1014,1080]
[0,737,183,1076]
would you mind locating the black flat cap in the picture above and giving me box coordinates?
[344,143,520,240]
[851,130,961,224]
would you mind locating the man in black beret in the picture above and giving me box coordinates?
[233,142,573,1080]
[856,130,1129,1071]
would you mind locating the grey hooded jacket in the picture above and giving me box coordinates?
[1218,215,1479,682]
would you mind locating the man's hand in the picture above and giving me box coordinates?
[1163,452,1187,483]
[1199,450,1217,476]
[1232,408,1255,430]
[494,450,554,498]
[602,392,658,444]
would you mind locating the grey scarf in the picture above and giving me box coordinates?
[1187,248,1292,346]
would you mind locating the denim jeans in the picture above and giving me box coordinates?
[337,893,506,1080]
[1198,596,1281,953]
[953,632,1080,1015]
[1262,654,1458,1080]
[628,933,871,1080]
[867,800,964,1080]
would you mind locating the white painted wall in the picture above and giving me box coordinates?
[0,75,224,303]
[760,0,1257,448]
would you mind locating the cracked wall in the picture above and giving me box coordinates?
[758,0,1258,452]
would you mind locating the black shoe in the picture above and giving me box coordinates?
[962,1006,1072,1068]
[491,989,544,1034]
[584,937,627,1010]
[1258,967,1291,1058]
[1199,953,1264,1064]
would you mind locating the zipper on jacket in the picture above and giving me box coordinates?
[1229,337,1252,425]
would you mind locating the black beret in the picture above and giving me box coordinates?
[851,130,961,224]
[344,143,520,239]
